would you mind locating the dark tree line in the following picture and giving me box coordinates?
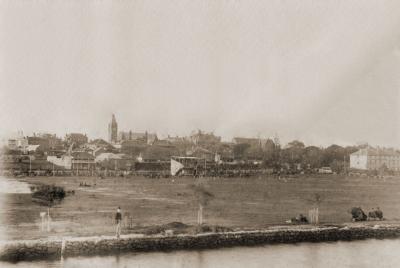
[233,139,361,173]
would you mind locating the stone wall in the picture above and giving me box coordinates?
[0,240,61,262]
[2,225,400,262]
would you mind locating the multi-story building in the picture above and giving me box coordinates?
[232,137,272,149]
[118,131,157,145]
[35,133,63,150]
[190,130,221,147]
[108,114,118,144]
[165,135,188,144]
[47,155,72,169]
[8,137,28,151]
[65,133,88,147]
[71,151,95,174]
[27,136,50,152]
[118,131,132,142]
[350,147,400,171]
[7,131,28,151]
[233,137,261,146]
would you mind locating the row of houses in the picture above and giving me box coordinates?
[38,146,400,174]
[7,132,89,152]
[2,131,268,177]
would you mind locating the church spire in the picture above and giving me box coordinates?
[108,114,118,143]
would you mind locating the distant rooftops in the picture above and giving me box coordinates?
[71,151,95,160]
[351,147,400,157]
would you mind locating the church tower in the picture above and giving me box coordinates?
[108,114,118,143]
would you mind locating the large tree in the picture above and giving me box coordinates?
[322,144,345,172]
[262,139,279,167]
[281,140,305,165]
[303,146,323,168]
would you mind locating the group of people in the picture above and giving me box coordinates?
[79,182,94,187]
[286,213,309,224]
[351,207,383,221]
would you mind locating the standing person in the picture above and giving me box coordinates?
[115,207,122,238]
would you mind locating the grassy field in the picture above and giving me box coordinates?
[1,174,400,240]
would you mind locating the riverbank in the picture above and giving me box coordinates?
[2,223,400,262]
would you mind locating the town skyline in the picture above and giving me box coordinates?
[1,112,394,149]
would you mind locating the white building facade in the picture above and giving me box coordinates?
[47,155,72,169]
[350,148,400,171]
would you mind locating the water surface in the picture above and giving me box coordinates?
[0,176,31,194]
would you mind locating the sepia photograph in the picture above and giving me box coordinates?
[1,0,400,267]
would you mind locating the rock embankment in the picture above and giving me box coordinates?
[2,224,400,262]
[0,240,61,261]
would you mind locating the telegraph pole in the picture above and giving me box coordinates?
[29,154,32,175]
[204,158,206,176]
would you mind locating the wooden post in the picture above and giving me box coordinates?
[47,207,51,232]
[308,208,319,224]
[197,205,202,225]
[198,204,203,225]
[204,158,206,176]
[201,205,203,224]
[29,155,32,175]
[61,238,66,257]
[40,212,46,231]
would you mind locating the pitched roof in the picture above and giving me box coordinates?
[67,133,87,138]
[232,137,261,145]
[90,139,111,146]
[95,153,123,162]
[71,151,95,160]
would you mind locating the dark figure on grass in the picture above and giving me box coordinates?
[288,214,309,224]
[368,207,383,221]
[115,207,122,238]
[350,207,367,221]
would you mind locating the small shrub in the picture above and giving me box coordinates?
[32,184,66,206]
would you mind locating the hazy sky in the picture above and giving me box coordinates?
[1,0,400,147]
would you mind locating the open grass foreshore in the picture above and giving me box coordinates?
[2,223,400,262]
[4,175,400,241]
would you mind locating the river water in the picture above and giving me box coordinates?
[0,177,31,194]
[1,238,399,268]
